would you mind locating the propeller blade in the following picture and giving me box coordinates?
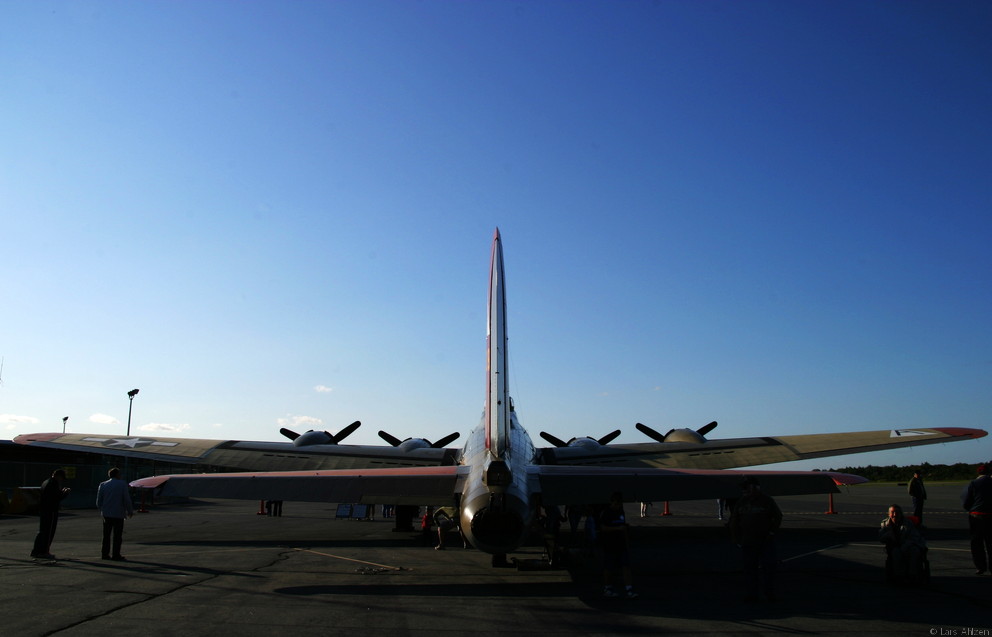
[431,432,461,448]
[540,431,569,448]
[330,420,361,444]
[378,430,404,447]
[696,421,718,437]
[280,428,300,441]
[597,429,622,445]
[635,422,667,443]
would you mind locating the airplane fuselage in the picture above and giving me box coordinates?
[455,229,538,554]
[457,410,536,554]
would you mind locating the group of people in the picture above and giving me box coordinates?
[880,463,992,581]
[602,463,992,601]
[591,478,783,601]
[29,461,992,595]
[31,467,134,562]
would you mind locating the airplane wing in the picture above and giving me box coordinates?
[544,427,987,470]
[131,466,466,506]
[531,466,866,505]
[130,464,861,509]
[12,432,454,471]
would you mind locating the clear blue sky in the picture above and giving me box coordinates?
[2,1,989,471]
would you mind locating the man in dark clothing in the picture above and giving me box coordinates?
[962,462,992,575]
[599,492,637,598]
[32,469,71,559]
[879,503,927,583]
[909,469,927,524]
[730,476,782,602]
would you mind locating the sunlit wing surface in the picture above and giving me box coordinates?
[132,467,464,506]
[545,427,987,470]
[12,432,454,470]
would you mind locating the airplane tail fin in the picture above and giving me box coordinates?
[486,228,509,457]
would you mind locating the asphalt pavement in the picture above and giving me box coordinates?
[1,483,988,636]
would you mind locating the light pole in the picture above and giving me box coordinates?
[126,389,140,436]
[62,416,68,434]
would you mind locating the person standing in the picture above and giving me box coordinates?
[420,506,434,546]
[96,468,134,561]
[908,469,928,525]
[31,469,71,559]
[730,476,782,602]
[599,492,637,598]
[962,462,992,575]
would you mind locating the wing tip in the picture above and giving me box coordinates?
[130,476,170,489]
[932,427,988,440]
[13,432,63,444]
[828,471,869,486]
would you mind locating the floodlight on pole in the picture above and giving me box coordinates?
[62,416,68,434]
[126,388,140,436]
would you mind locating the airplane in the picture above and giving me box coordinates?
[14,229,987,564]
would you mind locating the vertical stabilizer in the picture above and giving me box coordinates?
[486,228,509,456]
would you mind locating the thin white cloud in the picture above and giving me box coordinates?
[90,413,120,425]
[0,414,41,427]
[277,415,322,429]
[314,385,333,393]
[140,423,191,434]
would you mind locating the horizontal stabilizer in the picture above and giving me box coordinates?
[131,466,464,506]
[532,465,865,505]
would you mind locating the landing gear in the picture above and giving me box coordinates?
[492,552,510,568]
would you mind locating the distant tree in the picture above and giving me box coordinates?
[826,463,978,482]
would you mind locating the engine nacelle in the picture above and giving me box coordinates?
[395,438,432,452]
[540,429,621,449]
[566,437,605,450]
[663,428,707,444]
[293,430,333,446]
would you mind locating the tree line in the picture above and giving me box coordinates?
[822,462,984,482]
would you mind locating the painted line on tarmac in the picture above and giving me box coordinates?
[293,548,405,571]
[849,543,971,553]
[781,544,845,562]
[782,510,965,515]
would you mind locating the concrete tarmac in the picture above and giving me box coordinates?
[1,483,989,636]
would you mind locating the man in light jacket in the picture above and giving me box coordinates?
[96,468,134,561]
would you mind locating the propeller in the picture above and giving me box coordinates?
[539,429,622,448]
[280,420,362,446]
[431,432,461,448]
[378,430,461,450]
[378,430,404,447]
[329,420,362,444]
[696,421,718,437]
[636,421,717,443]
